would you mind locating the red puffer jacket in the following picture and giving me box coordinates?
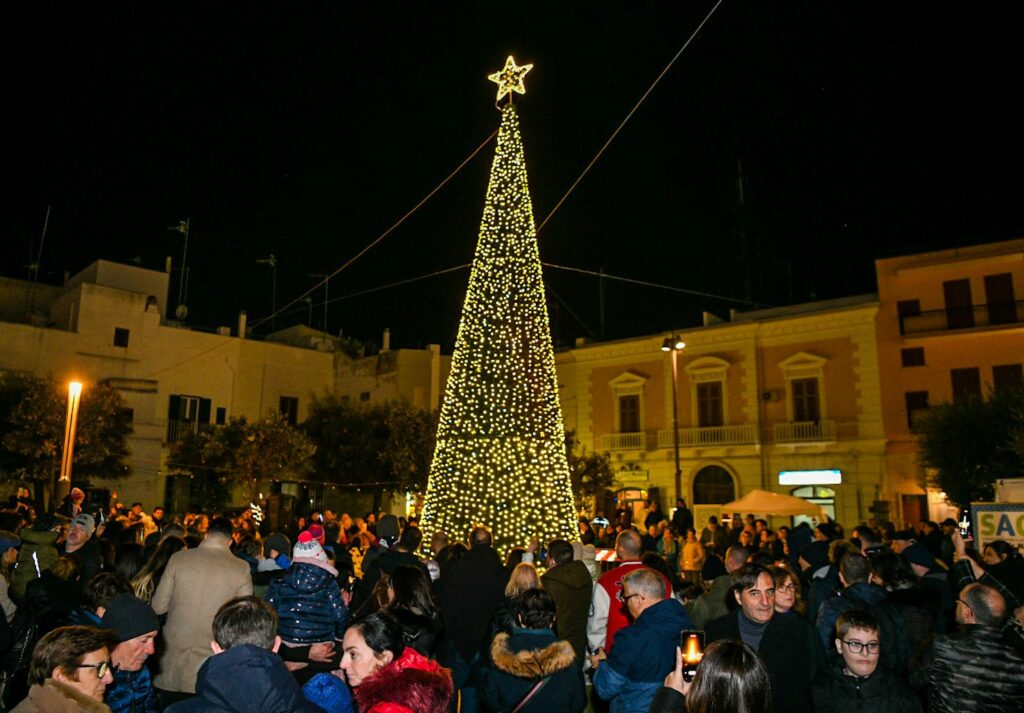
[355,647,453,713]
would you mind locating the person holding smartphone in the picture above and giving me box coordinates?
[649,639,770,713]
[589,568,692,713]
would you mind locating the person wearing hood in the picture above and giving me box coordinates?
[10,515,61,602]
[902,541,955,629]
[539,539,592,666]
[814,553,909,674]
[265,531,349,678]
[590,568,693,713]
[479,588,586,713]
[166,596,331,713]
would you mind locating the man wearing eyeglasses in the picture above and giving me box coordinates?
[11,625,118,712]
[815,552,909,674]
[590,568,691,713]
[811,610,921,712]
[909,582,1024,713]
[706,563,824,713]
[100,593,160,713]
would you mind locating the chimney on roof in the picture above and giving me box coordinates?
[381,328,391,353]
[238,311,247,339]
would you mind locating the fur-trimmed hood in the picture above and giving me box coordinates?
[490,632,576,678]
[354,647,453,713]
[12,680,112,713]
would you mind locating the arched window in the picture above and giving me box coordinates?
[692,466,736,504]
[791,485,836,526]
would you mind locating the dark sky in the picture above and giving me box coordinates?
[6,2,1024,351]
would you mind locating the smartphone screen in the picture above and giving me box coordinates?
[680,629,705,682]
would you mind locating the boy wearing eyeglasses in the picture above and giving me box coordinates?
[811,610,922,713]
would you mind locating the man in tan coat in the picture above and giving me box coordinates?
[151,516,252,704]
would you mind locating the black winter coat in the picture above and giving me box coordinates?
[436,543,506,661]
[910,624,1024,713]
[706,610,825,713]
[541,560,593,666]
[479,630,586,713]
[811,659,922,713]
[389,606,442,657]
[815,582,910,674]
[165,644,325,713]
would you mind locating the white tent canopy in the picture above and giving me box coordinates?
[721,489,825,517]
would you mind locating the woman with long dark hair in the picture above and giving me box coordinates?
[339,612,452,713]
[383,565,442,657]
[649,640,771,713]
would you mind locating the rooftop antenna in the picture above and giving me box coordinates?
[309,273,329,331]
[27,205,51,281]
[257,254,278,330]
[168,218,190,320]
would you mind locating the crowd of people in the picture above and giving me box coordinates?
[0,488,1022,713]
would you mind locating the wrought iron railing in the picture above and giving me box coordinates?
[900,300,1024,335]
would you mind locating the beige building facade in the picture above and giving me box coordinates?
[0,260,446,510]
[556,295,888,529]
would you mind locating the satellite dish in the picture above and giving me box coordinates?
[175,304,188,320]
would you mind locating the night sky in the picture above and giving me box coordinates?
[6,3,1024,351]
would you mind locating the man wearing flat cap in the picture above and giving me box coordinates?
[101,593,160,713]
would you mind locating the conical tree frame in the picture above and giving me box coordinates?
[421,102,578,555]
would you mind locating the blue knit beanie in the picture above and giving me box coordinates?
[303,673,353,713]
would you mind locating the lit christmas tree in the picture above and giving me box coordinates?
[421,56,578,554]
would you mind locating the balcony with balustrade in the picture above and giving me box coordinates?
[772,419,836,443]
[657,423,758,448]
[599,431,656,451]
[900,300,1024,336]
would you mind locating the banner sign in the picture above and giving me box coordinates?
[971,502,1024,553]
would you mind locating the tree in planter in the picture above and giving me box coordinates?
[167,414,315,511]
[565,430,617,514]
[1,376,132,501]
[917,388,1024,509]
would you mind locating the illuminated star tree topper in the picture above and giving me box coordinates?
[420,56,577,555]
[487,54,533,101]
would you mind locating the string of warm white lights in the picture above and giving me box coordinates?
[420,84,578,555]
[252,3,724,334]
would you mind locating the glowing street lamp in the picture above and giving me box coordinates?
[57,381,83,503]
[661,336,686,501]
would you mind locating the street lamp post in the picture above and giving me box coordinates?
[56,381,83,505]
[661,335,686,501]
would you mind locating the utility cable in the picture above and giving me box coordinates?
[250,130,497,331]
[542,262,766,307]
[536,0,726,234]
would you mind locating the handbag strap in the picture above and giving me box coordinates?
[510,676,549,713]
